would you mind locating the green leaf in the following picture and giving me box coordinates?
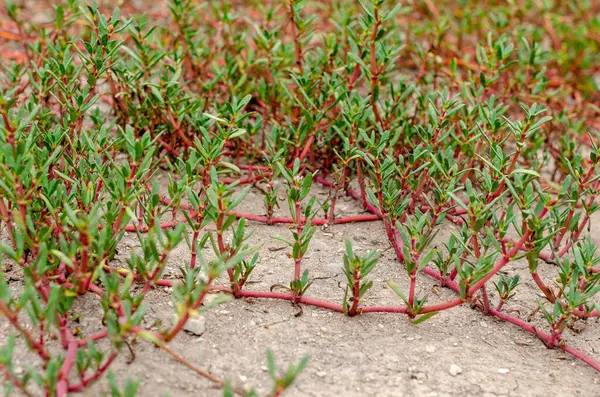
[229,128,247,139]
[50,250,75,270]
[220,161,240,174]
[417,249,437,272]
[386,280,408,305]
[511,169,540,178]
[272,234,293,246]
[137,330,163,345]
[227,186,251,211]
[202,113,227,123]
[266,350,276,378]
[411,311,438,324]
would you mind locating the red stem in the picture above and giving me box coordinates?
[0,301,49,360]
[360,306,408,314]
[563,344,600,373]
[190,230,200,269]
[287,1,304,75]
[56,340,78,397]
[408,275,416,308]
[221,174,267,185]
[141,251,169,295]
[67,352,118,392]
[468,229,531,295]
[231,212,379,225]
[299,135,315,160]
[124,219,180,232]
[419,297,463,314]
[369,10,383,125]
[239,290,343,311]
[77,330,108,346]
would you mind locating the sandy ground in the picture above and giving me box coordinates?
[3,179,599,397]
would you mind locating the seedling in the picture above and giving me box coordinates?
[342,240,379,316]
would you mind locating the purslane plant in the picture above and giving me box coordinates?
[2,0,600,394]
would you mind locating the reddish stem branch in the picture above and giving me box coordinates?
[231,212,379,225]
[239,290,344,312]
[157,344,243,394]
[287,1,304,75]
[0,301,49,360]
[468,229,531,295]
[56,340,78,397]
[67,352,118,392]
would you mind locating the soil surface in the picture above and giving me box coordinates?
[3,179,599,397]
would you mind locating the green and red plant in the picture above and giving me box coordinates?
[1,0,600,395]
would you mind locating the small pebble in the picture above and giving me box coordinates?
[182,316,206,336]
[449,364,462,376]
[425,345,436,353]
[239,375,247,382]
[498,368,510,374]
[317,371,327,378]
